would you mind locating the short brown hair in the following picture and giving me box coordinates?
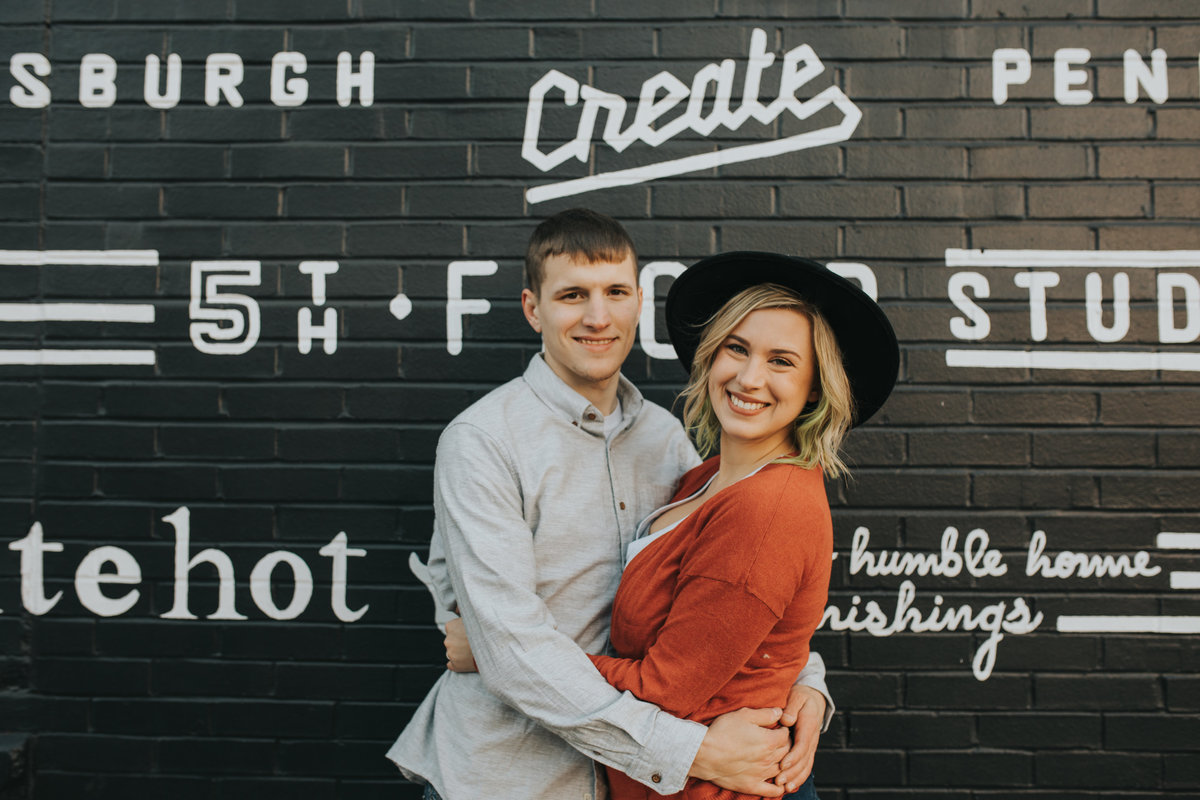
[525,208,637,295]
[678,284,855,477]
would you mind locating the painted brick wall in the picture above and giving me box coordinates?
[1,1,1198,797]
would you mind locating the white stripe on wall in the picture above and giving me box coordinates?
[1157,533,1200,549]
[0,250,160,266]
[0,303,156,323]
[1169,572,1200,590]
[1056,615,1200,634]
[0,349,156,365]
[946,249,1200,268]
[946,349,1200,372]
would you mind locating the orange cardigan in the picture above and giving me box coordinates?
[589,457,833,800]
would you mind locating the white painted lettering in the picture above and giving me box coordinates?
[683,59,736,135]
[991,48,1031,105]
[336,51,375,107]
[1053,48,1093,106]
[948,271,991,340]
[446,260,498,356]
[522,70,584,171]
[297,307,338,355]
[250,550,314,620]
[848,526,969,579]
[964,528,1007,578]
[638,261,685,360]
[74,546,141,617]
[144,54,182,109]
[319,532,369,622]
[299,260,338,306]
[1025,530,1161,579]
[79,53,117,109]
[189,261,262,356]
[821,580,1043,680]
[630,70,691,147]
[1014,271,1061,341]
[1085,271,1131,343]
[205,52,245,108]
[160,506,248,621]
[521,28,860,203]
[9,53,50,108]
[1123,49,1168,104]
[828,262,878,300]
[8,522,64,615]
[1157,272,1200,344]
[271,51,309,107]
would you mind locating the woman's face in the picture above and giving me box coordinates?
[707,307,819,454]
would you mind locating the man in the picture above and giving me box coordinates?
[387,209,831,799]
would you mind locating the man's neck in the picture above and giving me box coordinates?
[578,381,621,415]
[540,357,622,415]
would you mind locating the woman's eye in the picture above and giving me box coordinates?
[727,342,747,354]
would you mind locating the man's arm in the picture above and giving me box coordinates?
[435,422,767,795]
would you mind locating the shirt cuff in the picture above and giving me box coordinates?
[623,710,706,795]
[796,651,835,733]
[408,552,458,633]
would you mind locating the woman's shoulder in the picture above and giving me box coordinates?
[683,462,832,612]
[672,455,721,501]
[694,463,831,551]
[724,461,829,513]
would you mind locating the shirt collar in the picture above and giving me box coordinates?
[523,353,644,437]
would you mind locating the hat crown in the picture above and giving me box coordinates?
[664,251,899,427]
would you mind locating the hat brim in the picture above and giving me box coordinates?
[665,251,899,427]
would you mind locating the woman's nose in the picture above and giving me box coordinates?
[737,357,766,388]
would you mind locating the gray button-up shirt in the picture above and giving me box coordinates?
[387,354,706,799]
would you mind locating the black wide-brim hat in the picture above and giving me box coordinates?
[665,251,900,427]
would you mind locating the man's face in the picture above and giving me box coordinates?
[522,252,642,403]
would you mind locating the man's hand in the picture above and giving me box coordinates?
[444,617,478,673]
[689,707,789,797]
[775,684,825,792]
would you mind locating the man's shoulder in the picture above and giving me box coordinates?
[447,374,535,430]
[631,393,682,427]
[627,394,688,443]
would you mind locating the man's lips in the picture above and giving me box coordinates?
[574,336,618,347]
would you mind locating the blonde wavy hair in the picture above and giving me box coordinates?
[678,284,855,477]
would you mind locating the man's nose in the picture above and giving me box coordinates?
[582,296,611,327]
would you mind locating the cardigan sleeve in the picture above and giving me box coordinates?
[588,573,785,719]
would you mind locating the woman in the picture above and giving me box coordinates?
[447,252,898,800]
[586,252,898,800]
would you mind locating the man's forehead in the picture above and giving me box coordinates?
[542,252,638,286]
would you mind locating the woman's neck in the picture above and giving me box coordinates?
[713,433,792,486]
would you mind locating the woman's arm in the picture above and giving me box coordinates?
[588,573,786,719]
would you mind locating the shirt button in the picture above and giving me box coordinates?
[619,502,626,510]
[651,773,662,784]
[586,413,597,421]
